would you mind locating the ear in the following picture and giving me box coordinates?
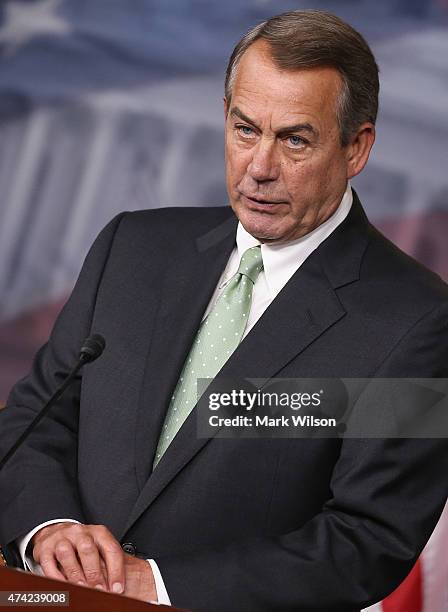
[346,123,375,180]
[223,97,229,119]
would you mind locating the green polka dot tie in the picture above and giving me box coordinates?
[153,246,263,467]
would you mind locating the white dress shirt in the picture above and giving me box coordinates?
[17,183,353,606]
[206,183,353,338]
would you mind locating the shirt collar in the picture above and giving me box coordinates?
[235,182,353,298]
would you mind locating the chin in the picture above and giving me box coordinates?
[238,209,285,242]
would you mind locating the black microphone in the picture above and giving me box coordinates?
[80,334,106,363]
[0,334,106,472]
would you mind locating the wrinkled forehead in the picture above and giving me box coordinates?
[230,40,342,129]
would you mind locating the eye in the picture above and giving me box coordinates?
[286,135,307,148]
[236,125,256,138]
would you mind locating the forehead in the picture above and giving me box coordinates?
[231,39,342,126]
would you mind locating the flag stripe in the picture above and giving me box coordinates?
[382,559,422,612]
[421,501,448,611]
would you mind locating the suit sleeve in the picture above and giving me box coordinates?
[155,301,448,612]
[0,213,125,547]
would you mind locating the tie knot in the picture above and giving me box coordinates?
[237,246,263,284]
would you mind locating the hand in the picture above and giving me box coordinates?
[122,554,157,602]
[31,523,125,593]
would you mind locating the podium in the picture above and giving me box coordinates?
[0,566,186,610]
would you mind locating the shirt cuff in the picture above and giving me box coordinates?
[147,559,171,606]
[17,519,81,574]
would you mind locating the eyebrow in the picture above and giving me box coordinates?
[229,106,318,138]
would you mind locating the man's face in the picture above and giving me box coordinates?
[224,40,370,243]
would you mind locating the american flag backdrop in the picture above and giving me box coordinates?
[0,1,447,609]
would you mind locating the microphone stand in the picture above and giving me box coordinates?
[0,334,105,472]
[0,337,105,567]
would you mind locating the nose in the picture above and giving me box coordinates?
[247,138,280,183]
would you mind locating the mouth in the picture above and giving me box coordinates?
[240,193,287,210]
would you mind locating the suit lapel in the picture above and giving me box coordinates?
[133,212,238,491]
[123,194,371,537]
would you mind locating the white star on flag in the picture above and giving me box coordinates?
[0,0,71,56]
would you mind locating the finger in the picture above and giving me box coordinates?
[34,540,67,582]
[94,526,125,594]
[53,539,87,586]
[99,557,108,580]
[33,535,70,583]
[75,535,108,590]
[57,560,79,584]
[38,550,69,582]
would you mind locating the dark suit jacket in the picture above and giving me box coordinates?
[1,193,448,612]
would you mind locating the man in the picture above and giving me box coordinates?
[1,10,447,612]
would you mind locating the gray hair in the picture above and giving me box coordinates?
[225,10,379,146]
